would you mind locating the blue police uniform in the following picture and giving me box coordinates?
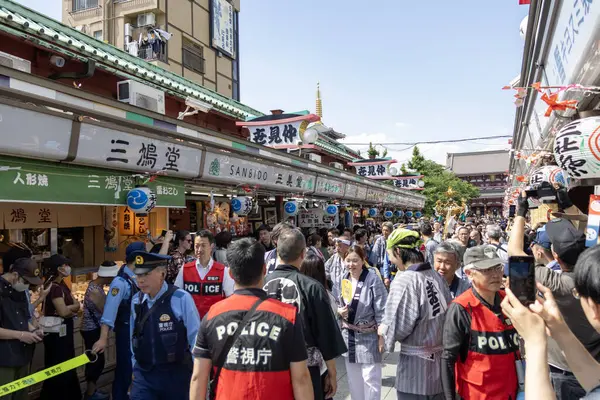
[128,251,200,400]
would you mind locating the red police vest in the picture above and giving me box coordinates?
[182,260,226,319]
[453,289,519,400]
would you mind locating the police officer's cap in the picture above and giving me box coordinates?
[129,251,171,275]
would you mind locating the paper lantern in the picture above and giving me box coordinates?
[126,186,156,216]
[301,128,319,144]
[415,211,423,218]
[284,201,299,216]
[394,210,404,218]
[368,208,378,217]
[230,196,253,216]
[554,116,600,179]
[405,211,414,218]
[384,210,394,219]
[325,204,338,216]
[529,166,571,187]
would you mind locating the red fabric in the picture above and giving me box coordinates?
[182,261,226,318]
[519,0,531,4]
[453,289,519,399]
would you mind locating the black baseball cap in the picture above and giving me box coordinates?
[545,218,586,266]
[11,258,42,285]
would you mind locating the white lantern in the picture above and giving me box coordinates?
[301,128,319,144]
[325,204,338,216]
[284,201,299,216]
[554,117,600,179]
[126,186,156,216]
[529,165,571,187]
[389,167,398,176]
[230,196,253,216]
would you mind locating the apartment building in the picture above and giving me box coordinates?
[62,0,240,100]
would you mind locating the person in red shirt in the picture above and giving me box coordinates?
[175,230,234,319]
[189,238,312,400]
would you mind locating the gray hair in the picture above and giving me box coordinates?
[382,222,394,231]
[434,241,460,262]
[486,225,503,240]
[276,228,306,263]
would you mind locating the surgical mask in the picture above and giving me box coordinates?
[13,280,30,292]
[60,266,72,277]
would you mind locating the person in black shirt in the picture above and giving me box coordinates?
[264,229,347,400]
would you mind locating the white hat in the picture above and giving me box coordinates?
[97,261,120,277]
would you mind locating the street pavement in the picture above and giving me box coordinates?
[333,344,400,400]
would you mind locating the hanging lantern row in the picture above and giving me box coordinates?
[554,116,600,180]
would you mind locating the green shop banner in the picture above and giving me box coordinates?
[0,156,185,207]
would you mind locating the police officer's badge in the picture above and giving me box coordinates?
[159,314,171,322]
[135,255,144,265]
[111,287,120,296]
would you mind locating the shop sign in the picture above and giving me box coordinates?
[211,0,235,58]
[366,188,385,203]
[546,0,600,86]
[135,214,149,235]
[76,124,202,179]
[393,175,425,190]
[314,177,345,197]
[343,183,367,201]
[0,156,185,207]
[119,206,134,235]
[202,151,316,193]
[249,120,303,147]
[298,208,339,229]
[347,159,397,180]
[4,204,57,229]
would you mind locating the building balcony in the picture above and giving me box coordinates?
[68,0,102,20]
[137,44,166,62]
[114,0,165,16]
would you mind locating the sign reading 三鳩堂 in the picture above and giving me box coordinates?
[314,177,345,197]
[298,208,339,229]
[0,156,185,207]
[211,0,235,58]
[74,124,202,179]
[393,175,425,190]
[202,151,316,193]
[348,158,397,180]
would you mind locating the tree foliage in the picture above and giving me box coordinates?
[404,146,480,214]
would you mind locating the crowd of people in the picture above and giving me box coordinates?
[2,187,600,400]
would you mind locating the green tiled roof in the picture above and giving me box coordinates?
[0,0,263,120]
[315,139,355,160]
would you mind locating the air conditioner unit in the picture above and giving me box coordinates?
[308,154,322,163]
[137,12,156,27]
[124,23,133,39]
[117,80,165,115]
[0,51,31,73]
[329,162,344,170]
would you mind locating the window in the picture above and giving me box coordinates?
[93,30,103,41]
[72,0,98,12]
[182,38,205,74]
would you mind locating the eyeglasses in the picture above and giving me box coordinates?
[479,265,504,274]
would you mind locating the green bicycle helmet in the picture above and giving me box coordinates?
[386,228,422,250]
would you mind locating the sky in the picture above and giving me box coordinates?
[15,0,528,166]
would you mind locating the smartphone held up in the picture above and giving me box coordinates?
[508,256,536,306]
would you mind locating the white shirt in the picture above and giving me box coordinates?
[174,258,235,297]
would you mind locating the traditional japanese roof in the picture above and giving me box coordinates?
[0,0,263,120]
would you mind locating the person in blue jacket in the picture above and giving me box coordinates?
[129,251,200,400]
[92,242,142,400]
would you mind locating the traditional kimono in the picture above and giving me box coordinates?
[334,268,387,400]
[379,262,452,398]
[325,253,346,289]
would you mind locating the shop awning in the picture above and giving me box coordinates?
[0,155,186,207]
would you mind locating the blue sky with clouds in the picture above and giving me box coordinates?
[15,0,528,164]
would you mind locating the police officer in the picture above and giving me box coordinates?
[92,242,142,400]
[175,230,234,319]
[130,251,200,400]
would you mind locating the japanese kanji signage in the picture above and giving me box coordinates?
[75,124,202,178]
[393,175,425,190]
[348,159,397,180]
[314,177,345,197]
[553,117,600,179]
[211,0,236,58]
[202,151,316,193]
[0,103,72,161]
[546,0,598,86]
[298,208,339,229]
[4,204,57,229]
[343,183,367,201]
[248,121,303,147]
[0,155,185,207]
[119,207,134,236]
[366,188,385,203]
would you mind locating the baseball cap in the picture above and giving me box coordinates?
[463,245,503,271]
[126,242,146,263]
[545,218,586,266]
[532,226,552,250]
[97,260,120,278]
[11,257,42,285]
[130,251,171,275]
